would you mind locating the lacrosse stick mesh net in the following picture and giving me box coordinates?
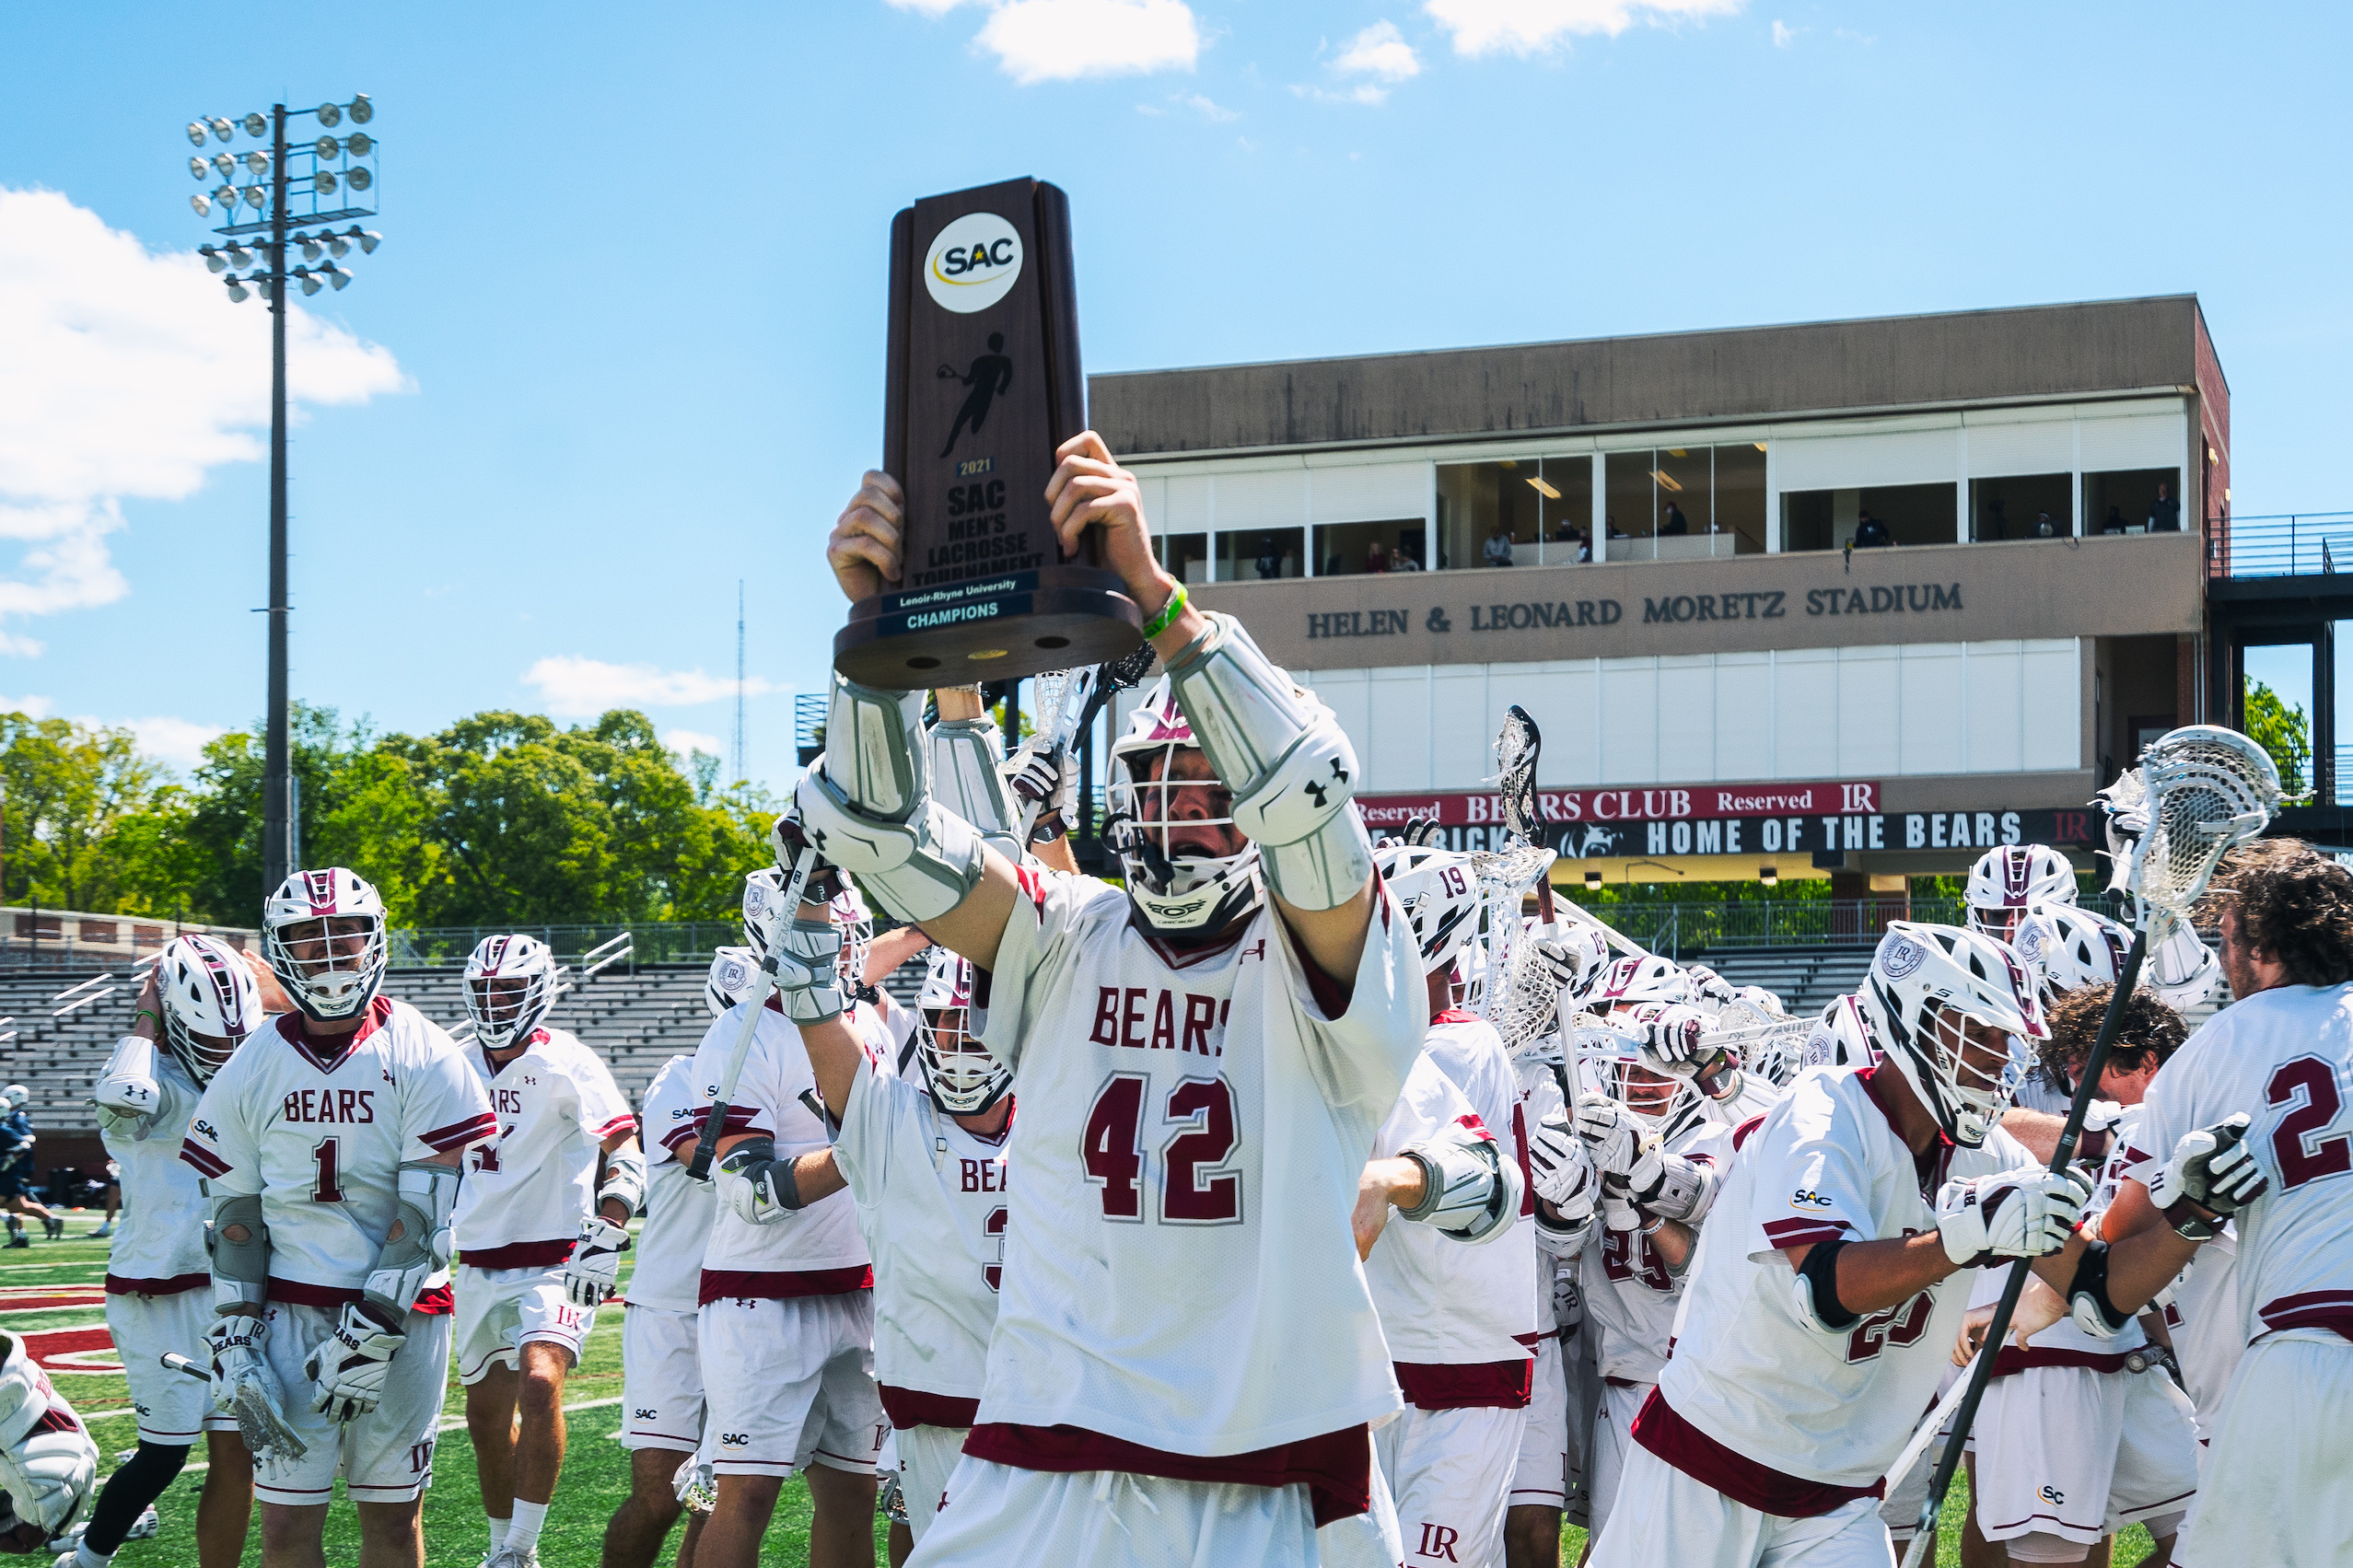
[2127,726,2281,920]
[1496,708,1541,842]
[1472,842,1569,1053]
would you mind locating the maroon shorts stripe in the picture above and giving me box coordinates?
[965,1420,1373,1528]
[878,1384,980,1431]
[697,1266,874,1306]
[105,1272,209,1296]
[1393,1357,1534,1411]
[462,1241,575,1271]
[1630,1386,1881,1519]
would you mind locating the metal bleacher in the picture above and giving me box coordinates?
[1688,946,1875,1021]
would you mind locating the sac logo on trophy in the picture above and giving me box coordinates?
[833,177,1144,688]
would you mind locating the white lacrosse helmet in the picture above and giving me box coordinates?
[705,946,759,1017]
[1858,922,2048,1147]
[1584,954,1697,1014]
[831,885,875,994]
[262,867,389,1022]
[0,1086,26,1112]
[1569,1018,1707,1144]
[2012,902,2131,1005]
[1801,993,1876,1071]
[1373,841,1481,977]
[741,867,789,955]
[2146,912,2220,1010]
[154,934,265,1085]
[914,947,1010,1117]
[1103,679,1264,941]
[462,934,562,1051]
[1730,984,1786,1019]
[1965,844,2078,941]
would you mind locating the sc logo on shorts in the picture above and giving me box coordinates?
[2036,1484,2066,1505]
[719,1432,750,1447]
[1790,1189,1835,1209]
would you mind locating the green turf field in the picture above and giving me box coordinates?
[22,1213,2156,1566]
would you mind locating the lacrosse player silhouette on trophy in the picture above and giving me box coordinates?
[938,331,1014,457]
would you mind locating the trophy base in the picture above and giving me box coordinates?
[834,566,1145,690]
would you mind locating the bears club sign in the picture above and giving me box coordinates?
[1357,779,1882,830]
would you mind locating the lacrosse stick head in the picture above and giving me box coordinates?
[1496,704,1543,842]
[2125,725,2282,923]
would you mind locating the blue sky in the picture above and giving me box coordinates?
[3,0,2349,788]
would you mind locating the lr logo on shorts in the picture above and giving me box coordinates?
[1414,1523,1462,1562]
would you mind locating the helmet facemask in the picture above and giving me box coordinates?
[266,914,386,1022]
[1105,737,1262,941]
[1879,997,2020,1147]
[916,1005,1011,1118]
[157,935,262,1085]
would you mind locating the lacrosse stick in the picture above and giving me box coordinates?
[687,843,821,1181]
[164,1353,310,1469]
[1901,724,2279,1566]
[1009,644,1157,846]
[1881,1341,1992,1504]
[1496,705,1556,923]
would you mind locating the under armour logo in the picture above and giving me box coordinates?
[1300,757,1350,809]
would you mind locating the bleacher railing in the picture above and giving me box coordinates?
[387,923,736,969]
[1578,893,2132,957]
[2210,510,2353,578]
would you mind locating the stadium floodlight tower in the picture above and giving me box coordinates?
[182,94,383,891]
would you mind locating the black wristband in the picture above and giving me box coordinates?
[2065,1243,2135,1334]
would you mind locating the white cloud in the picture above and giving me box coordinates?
[885,0,977,13]
[662,727,726,760]
[0,188,405,652]
[975,0,1199,84]
[1172,91,1241,121]
[1424,0,1743,56]
[115,714,227,772]
[521,656,776,720]
[0,695,52,719]
[1335,20,1423,82]
[1771,17,1794,44]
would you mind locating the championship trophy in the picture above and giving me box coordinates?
[833,178,1145,689]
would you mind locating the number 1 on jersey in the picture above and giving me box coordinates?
[1083,1073,1241,1225]
[311,1137,344,1203]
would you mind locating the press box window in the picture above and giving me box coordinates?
[1216,527,1303,581]
[1314,518,1427,575]
[1157,530,1210,584]
[2084,469,2184,535]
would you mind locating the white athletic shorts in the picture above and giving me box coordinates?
[697,1291,885,1478]
[1589,1377,1653,1543]
[253,1300,453,1508]
[908,1456,1319,1568]
[892,1423,966,1545]
[2176,1336,2353,1568]
[620,1304,705,1454]
[1375,1401,1526,1568]
[1316,1448,1404,1568]
[1588,1442,1893,1568]
[1973,1363,2197,1551]
[455,1263,595,1385]
[1509,1335,1569,1511]
[108,1287,234,1446]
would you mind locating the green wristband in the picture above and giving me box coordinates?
[1142,580,1188,640]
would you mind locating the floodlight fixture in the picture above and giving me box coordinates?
[321,263,351,291]
[344,166,371,192]
[225,276,250,303]
[314,168,338,196]
[190,194,211,216]
[1759,865,1779,888]
[344,131,371,157]
[1583,868,1603,890]
[293,267,321,296]
[347,226,379,254]
[200,244,225,273]
[186,122,209,147]
[207,117,233,142]
[226,241,254,268]
[317,101,342,128]
[242,149,270,176]
[241,185,266,209]
[322,231,349,258]
[212,152,235,176]
[297,233,321,261]
[346,94,371,124]
[315,135,340,158]
[188,157,211,180]
[241,112,265,138]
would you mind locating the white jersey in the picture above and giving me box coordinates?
[181,997,495,1307]
[1579,1114,1739,1385]
[1365,1053,1532,1382]
[967,864,1423,1457]
[1514,1053,1568,1336]
[685,1000,873,1300]
[453,1026,636,1267]
[830,1053,1010,1422]
[2124,981,2353,1352]
[632,1052,716,1316]
[1656,1063,2040,1491]
[99,1045,208,1292]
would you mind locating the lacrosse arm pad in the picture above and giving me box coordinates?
[362,1163,457,1323]
[1790,1238,1860,1333]
[596,1144,647,1219]
[930,716,1021,860]
[1395,1126,1514,1244]
[207,1192,270,1314]
[1163,612,1373,912]
[795,678,988,925]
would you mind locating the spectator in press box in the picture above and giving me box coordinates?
[1853,509,1893,548]
[2149,481,2181,532]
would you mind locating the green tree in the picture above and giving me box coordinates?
[2244,679,2312,795]
[0,713,179,912]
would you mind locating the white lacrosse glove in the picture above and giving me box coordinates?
[563,1215,631,1308]
[1526,1111,1598,1224]
[1683,964,1737,1012]
[1531,932,1601,995]
[673,1451,716,1516]
[2080,1099,2126,1137]
[0,1423,94,1546]
[205,1314,308,1476]
[1600,1190,1641,1234]
[1638,1004,1714,1070]
[1935,1166,2091,1267]
[1574,1093,1646,1184]
[2148,1114,2268,1232]
[1002,741,1075,828]
[302,1304,406,1423]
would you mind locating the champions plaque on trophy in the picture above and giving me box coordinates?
[833,177,1145,690]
